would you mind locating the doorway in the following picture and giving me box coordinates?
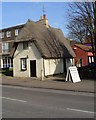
[30,60,36,77]
[63,58,67,73]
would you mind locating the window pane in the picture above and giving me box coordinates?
[2,43,9,53]
[15,29,19,36]
[21,58,27,71]
[6,31,11,37]
[23,42,28,49]
[0,32,4,38]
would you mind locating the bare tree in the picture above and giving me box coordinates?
[67,18,86,44]
[67,2,96,62]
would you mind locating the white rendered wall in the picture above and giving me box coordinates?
[44,59,63,76]
[13,42,43,78]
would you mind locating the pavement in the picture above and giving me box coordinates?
[0,75,95,93]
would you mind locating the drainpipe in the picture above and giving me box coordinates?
[41,69,44,81]
[41,58,45,80]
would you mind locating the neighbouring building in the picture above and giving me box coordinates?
[12,15,76,78]
[72,44,94,67]
[0,24,24,69]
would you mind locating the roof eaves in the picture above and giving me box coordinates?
[14,38,33,43]
[0,24,25,31]
[75,44,91,52]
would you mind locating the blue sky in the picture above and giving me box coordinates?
[1,2,70,37]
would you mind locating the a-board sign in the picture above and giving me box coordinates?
[65,66,81,83]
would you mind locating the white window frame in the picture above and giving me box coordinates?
[2,42,9,53]
[0,32,4,38]
[21,58,27,71]
[6,31,11,38]
[15,29,19,36]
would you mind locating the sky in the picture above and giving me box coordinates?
[1,2,71,37]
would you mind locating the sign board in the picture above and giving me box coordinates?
[66,66,81,83]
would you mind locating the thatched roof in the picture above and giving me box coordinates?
[14,19,76,58]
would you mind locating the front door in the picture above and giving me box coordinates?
[30,60,36,77]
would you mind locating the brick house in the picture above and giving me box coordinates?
[0,24,24,68]
[72,44,94,67]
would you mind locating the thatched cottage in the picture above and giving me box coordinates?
[12,15,76,78]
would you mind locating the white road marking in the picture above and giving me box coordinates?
[67,108,94,114]
[1,96,27,103]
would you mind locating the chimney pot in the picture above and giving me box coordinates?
[43,14,46,19]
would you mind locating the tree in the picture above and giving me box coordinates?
[93,2,96,61]
[67,2,96,62]
[67,18,86,44]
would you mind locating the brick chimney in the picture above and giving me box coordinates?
[39,14,49,28]
[43,14,49,28]
[43,14,47,19]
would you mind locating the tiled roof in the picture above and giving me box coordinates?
[75,44,92,52]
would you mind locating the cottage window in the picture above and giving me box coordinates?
[23,42,28,50]
[2,42,9,53]
[0,32,4,38]
[21,58,27,71]
[6,31,11,37]
[15,29,19,36]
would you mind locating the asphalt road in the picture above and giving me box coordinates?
[2,85,94,118]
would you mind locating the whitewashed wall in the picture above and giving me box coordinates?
[44,59,63,76]
[13,42,43,78]
[13,42,66,78]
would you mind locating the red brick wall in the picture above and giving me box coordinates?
[1,24,24,42]
[0,24,24,55]
[9,41,14,52]
[72,45,88,66]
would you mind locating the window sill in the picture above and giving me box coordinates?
[21,69,27,71]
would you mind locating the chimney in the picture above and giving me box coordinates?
[43,14,49,28]
[43,14,47,19]
[40,16,43,20]
[39,14,49,28]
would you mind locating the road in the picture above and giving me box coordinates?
[2,85,94,118]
